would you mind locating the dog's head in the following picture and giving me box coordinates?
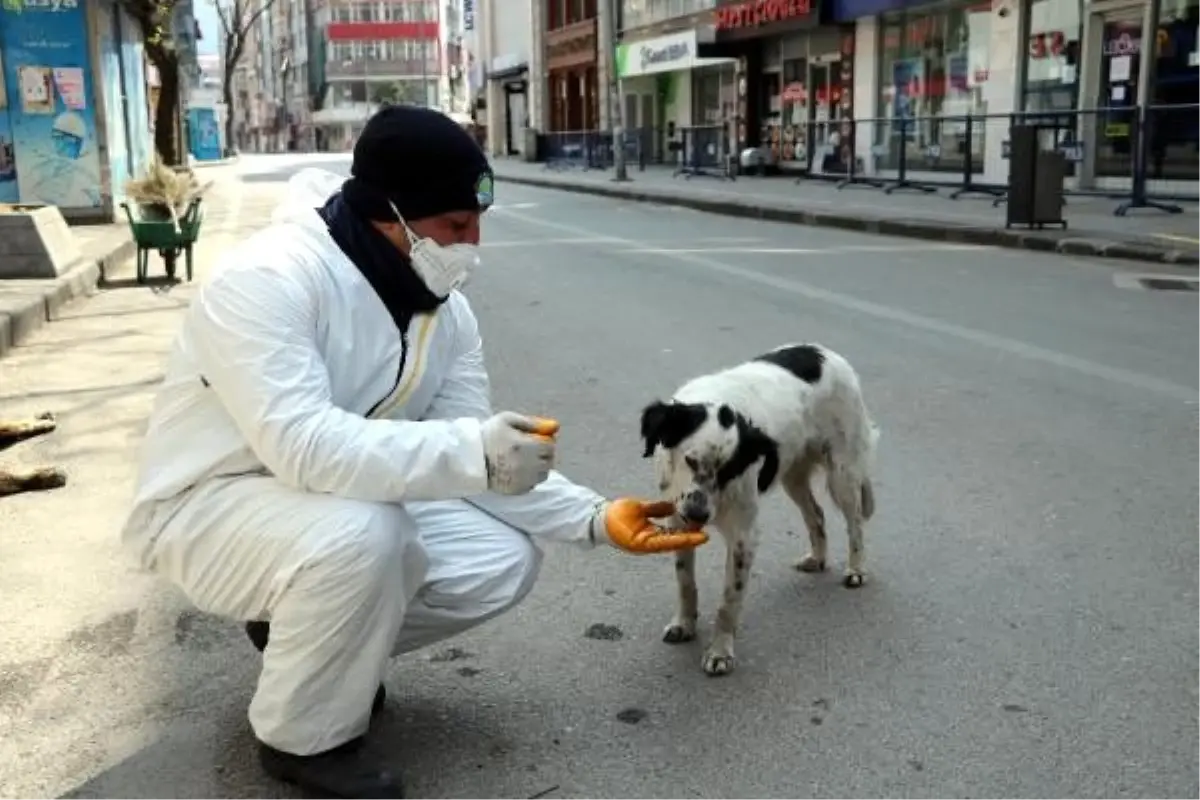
[640,399,779,527]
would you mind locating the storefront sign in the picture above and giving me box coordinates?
[715,0,813,30]
[616,30,733,78]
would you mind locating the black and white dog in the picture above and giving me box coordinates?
[639,343,880,676]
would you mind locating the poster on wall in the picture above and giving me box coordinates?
[0,119,17,202]
[0,0,103,208]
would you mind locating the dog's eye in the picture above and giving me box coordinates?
[685,456,699,471]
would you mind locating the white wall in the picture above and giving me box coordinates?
[481,0,533,154]
[852,16,878,170]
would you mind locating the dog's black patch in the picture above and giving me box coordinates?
[639,400,708,458]
[756,344,825,384]
[717,404,735,428]
[716,412,780,493]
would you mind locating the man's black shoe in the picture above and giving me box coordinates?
[244,621,387,717]
[258,739,405,799]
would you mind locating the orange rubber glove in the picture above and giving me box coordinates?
[527,416,560,443]
[597,498,710,554]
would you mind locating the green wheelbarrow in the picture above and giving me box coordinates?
[119,196,205,284]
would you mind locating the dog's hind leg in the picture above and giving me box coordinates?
[782,455,828,573]
[703,510,757,676]
[827,468,867,588]
[662,547,698,644]
[0,412,57,454]
[0,466,68,498]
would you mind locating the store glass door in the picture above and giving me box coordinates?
[1094,6,1143,176]
[807,57,846,172]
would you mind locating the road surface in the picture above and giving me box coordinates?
[1,154,1196,799]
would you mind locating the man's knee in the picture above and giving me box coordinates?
[302,501,425,597]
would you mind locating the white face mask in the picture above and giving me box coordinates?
[389,200,481,298]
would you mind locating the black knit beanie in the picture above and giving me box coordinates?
[342,105,493,223]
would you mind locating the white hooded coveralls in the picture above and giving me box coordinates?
[120,169,606,756]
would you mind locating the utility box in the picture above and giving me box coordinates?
[1006,125,1068,230]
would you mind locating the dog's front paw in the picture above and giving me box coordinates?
[662,616,696,644]
[794,553,826,572]
[24,467,67,491]
[842,568,866,588]
[701,644,736,677]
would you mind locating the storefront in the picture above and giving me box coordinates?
[819,0,1020,185]
[700,0,857,173]
[486,53,529,156]
[1022,0,1198,190]
[0,0,152,221]
[545,19,599,132]
[616,28,736,160]
[872,0,994,177]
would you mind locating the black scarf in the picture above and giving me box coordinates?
[316,192,446,335]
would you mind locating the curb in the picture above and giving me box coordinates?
[0,178,217,360]
[495,172,1200,268]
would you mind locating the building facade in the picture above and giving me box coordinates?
[542,0,602,132]
[478,0,533,155]
[312,0,441,149]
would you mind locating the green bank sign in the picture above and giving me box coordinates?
[616,31,699,79]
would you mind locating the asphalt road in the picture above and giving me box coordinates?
[1,153,1196,799]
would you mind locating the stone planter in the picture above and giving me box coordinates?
[0,205,84,279]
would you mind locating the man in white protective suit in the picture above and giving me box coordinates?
[118,105,709,798]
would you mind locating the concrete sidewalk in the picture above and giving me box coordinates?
[0,176,221,359]
[491,160,1200,267]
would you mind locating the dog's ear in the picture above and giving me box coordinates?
[640,400,708,458]
[717,414,780,493]
[640,400,670,458]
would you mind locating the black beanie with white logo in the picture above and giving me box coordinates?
[342,105,493,223]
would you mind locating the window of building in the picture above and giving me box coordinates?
[876,0,990,174]
[620,0,716,31]
[333,3,353,22]
[1021,0,1081,113]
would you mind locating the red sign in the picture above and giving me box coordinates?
[715,0,813,30]
[327,21,439,41]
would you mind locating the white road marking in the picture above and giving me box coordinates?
[497,207,1198,404]
[484,235,768,249]
[623,244,986,255]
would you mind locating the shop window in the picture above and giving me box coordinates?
[1148,0,1199,180]
[1021,0,1081,113]
[876,0,990,174]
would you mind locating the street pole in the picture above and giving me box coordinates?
[602,0,630,181]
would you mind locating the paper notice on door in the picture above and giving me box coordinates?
[1061,65,1077,84]
[52,68,86,110]
[1110,55,1132,82]
[1112,85,1127,102]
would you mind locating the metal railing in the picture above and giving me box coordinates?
[767,104,1199,215]
[542,129,646,172]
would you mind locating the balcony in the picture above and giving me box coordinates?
[325,59,440,79]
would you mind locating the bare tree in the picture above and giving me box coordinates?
[118,0,183,165]
[212,0,282,152]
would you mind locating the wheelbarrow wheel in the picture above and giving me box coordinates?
[162,248,178,280]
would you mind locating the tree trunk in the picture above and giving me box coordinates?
[147,42,182,165]
[222,62,236,154]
